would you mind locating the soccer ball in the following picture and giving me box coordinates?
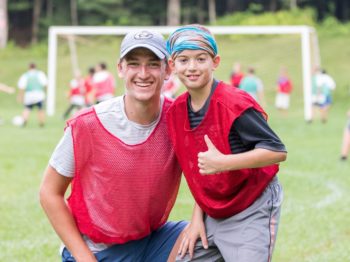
[12,115,24,126]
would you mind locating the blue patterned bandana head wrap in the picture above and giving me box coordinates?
[166,25,218,59]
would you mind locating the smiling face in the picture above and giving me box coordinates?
[118,47,170,103]
[169,49,220,93]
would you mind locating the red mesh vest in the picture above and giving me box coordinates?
[67,98,181,243]
[167,82,279,219]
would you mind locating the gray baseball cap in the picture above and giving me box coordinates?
[120,30,168,60]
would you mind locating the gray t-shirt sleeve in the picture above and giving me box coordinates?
[49,126,75,177]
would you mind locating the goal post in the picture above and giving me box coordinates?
[47,25,320,121]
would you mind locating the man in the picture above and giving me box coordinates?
[17,63,47,127]
[40,29,186,262]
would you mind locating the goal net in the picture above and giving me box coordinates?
[47,25,320,121]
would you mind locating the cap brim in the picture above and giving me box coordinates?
[120,44,166,60]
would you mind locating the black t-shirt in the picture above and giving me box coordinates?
[187,80,286,154]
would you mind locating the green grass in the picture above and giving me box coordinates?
[1,32,350,261]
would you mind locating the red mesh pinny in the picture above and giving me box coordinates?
[67,98,181,244]
[167,82,278,219]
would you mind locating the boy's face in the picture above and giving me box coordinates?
[118,48,170,103]
[169,49,220,92]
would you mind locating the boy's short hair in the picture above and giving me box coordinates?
[167,24,218,59]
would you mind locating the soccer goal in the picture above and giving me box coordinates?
[47,25,320,121]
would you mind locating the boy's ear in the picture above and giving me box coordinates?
[165,59,176,80]
[168,58,176,72]
[212,55,221,71]
[164,62,171,81]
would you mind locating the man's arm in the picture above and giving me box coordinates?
[39,165,97,262]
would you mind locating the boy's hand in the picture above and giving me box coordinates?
[178,220,208,259]
[198,135,224,175]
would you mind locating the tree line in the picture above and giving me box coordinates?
[0,0,349,47]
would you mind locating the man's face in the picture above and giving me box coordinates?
[118,48,170,103]
[169,49,220,92]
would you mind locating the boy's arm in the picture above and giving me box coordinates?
[178,203,208,259]
[198,135,287,175]
[39,165,97,262]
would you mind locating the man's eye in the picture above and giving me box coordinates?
[149,63,160,68]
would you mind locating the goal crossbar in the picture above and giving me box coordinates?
[48,25,319,120]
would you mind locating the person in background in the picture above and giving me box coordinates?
[275,66,293,115]
[0,83,15,125]
[340,109,350,161]
[166,24,287,262]
[229,62,244,88]
[311,68,336,123]
[239,66,266,107]
[62,71,86,120]
[92,62,115,103]
[39,29,186,262]
[84,67,96,106]
[162,73,181,99]
[17,63,47,127]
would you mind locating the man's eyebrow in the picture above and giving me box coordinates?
[125,56,160,62]
[125,56,138,61]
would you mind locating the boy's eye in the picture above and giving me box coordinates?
[197,56,207,62]
[178,58,188,63]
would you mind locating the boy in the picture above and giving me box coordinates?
[166,25,287,261]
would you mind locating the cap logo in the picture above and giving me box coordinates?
[134,31,153,40]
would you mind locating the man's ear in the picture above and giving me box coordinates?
[117,61,124,78]
[212,55,221,71]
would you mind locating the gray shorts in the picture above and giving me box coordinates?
[177,177,283,262]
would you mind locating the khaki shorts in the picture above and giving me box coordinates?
[177,177,283,262]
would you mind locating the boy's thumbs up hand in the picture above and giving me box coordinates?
[198,135,224,175]
[204,134,215,150]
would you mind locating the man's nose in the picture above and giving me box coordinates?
[139,65,149,77]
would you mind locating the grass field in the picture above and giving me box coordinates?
[0,32,350,261]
